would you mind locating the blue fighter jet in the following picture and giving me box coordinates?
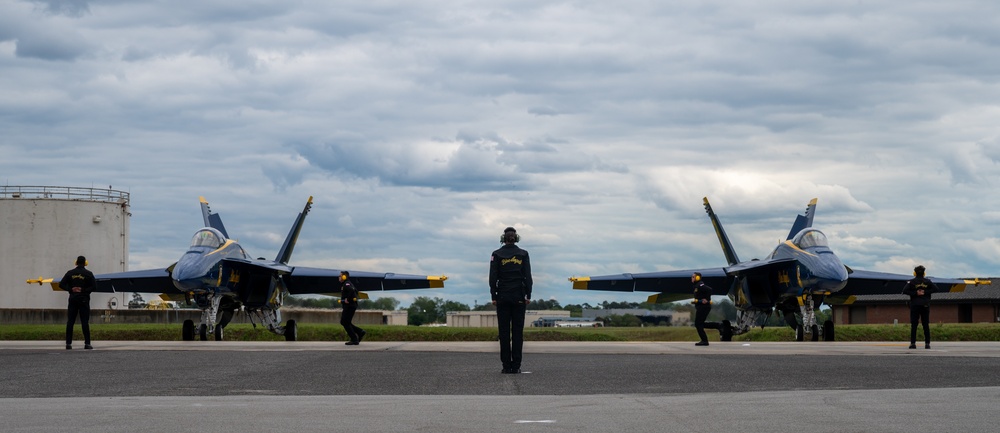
[569,198,988,341]
[31,196,447,341]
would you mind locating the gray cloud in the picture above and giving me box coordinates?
[31,0,90,18]
[2,0,1000,308]
[290,131,621,192]
[15,32,90,61]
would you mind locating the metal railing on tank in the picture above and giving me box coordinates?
[0,185,129,204]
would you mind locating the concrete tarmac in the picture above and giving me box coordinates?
[2,341,1000,432]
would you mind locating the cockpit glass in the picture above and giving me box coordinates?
[190,229,224,249]
[794,229,829,248]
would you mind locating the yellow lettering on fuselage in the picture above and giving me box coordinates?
[777,271,790,285]
[502,257,523,266]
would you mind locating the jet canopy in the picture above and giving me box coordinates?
[792,229,829,249]
[190,228,226,249]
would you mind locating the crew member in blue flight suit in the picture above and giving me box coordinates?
[692,272,713,346]
[61,255,95,350]
[902,265,938,349]
[490,227,532,374]
[339,271,366,345]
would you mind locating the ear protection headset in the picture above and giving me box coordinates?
[500,227,520,244]
[692,272,702,282]
[913,265,925,277]
[76,256,88,267]
[500,233,521,243]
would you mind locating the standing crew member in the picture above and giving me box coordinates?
[692,272,712,346]
[490,227,532,374]
[902,265,938,349]
[339,271,366,345]
[61,255,95,350]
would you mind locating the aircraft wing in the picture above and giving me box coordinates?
[830,268,983,300]
[32,268,179,294]
[94,268,180,293]
[285,266,447,295]
[571,267,729,303]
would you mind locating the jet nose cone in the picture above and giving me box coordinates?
[817,255,849,292]
[172,252,209,291]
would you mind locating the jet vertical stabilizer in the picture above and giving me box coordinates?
[785,198,818,240]
[275,196,313,264]
[703,197,740,266]
[200,196,230,238]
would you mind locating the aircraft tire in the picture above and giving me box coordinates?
[823,320,835,341]
[719,320,733,342]
[182,320,195,341]
[215,326,224,341]
[284,320,297,342]
[810,324,819,341]
[198,324,208,341]
[795,325,804,342]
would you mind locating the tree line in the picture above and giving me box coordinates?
[285,295,828,327]
[286,294,832,327]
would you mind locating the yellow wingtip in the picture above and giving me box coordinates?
[426,275,448,288]
[26,277,53,286]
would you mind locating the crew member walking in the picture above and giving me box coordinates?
[490,227,532,374]
[902,265,938,349]
[692,272,713,346]
[339,271,366,345]
[61,255,95,350]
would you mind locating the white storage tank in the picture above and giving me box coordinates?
[0,186,130,309]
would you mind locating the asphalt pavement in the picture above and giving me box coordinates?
[2,341,999,432]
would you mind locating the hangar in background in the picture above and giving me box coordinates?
[0,185,131,310]
[828,280,1000,324]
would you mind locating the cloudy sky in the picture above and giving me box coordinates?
[3,0,999,308]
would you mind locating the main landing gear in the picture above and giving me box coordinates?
[790,294,835,342]
[181,317,297,341]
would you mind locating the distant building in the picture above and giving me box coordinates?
[446,310,571,328]
[828,279,1000,324]
[381,310,408,326]
[582,308,673,326]
[533,316,603,327]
